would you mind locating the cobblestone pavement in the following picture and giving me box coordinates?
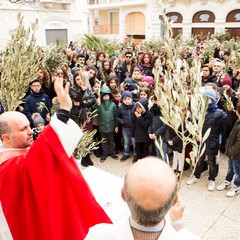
[86,153,240,240]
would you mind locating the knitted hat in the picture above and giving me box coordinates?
[128,83,138,92]
[32,113,45,127]
[221,77,232,87]
[121,90,133,99]
[136,98,149,113]
[124,78,133,84]
[202,89,216,102]
[143,76,153,85]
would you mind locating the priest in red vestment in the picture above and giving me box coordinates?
[0,78,112,240]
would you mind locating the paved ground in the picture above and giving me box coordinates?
[87,152,240,240]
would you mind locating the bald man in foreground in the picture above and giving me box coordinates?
[85,157,200,240]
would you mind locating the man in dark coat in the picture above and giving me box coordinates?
[120,51,135,83]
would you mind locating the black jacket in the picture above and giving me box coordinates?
[116,102,136,130]
[225,119,240,160]
[135,98,152,142]
[148,104,167,140]
[120,62,135,83]
[69,87,96,121]
[203,106,227,155]
[165,126,183,153]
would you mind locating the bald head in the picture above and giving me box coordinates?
[0,111,33,148]
[123,157,177,226]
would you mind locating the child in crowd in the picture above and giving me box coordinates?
[120,77,132,93]
[111,89,123,154]
[106,76,119,96]
[97,86,119,162]
[128,83,139,102]
[165,126,183,176]
[148,96,167,161]
[91,79,102,158]
[138,76,154,95]
[139,87,153,109]
[134,98,152,162]
[116,91,137,162]
[131,68,143,83]
[32,113,45,140]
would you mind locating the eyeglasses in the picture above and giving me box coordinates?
[126,56,132,58]
[57,72,64,76]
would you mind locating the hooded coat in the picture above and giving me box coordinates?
[98,86,117,133]
[134,98,152,142]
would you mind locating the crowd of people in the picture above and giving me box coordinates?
[1,38,240,195]
[1,36,240,239]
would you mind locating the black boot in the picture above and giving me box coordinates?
[81,156,89,167]
[86,154,94,166]
[94,150,101,158]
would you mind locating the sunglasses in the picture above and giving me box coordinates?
[126,56,132,58]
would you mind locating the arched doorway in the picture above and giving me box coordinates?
[192,11,215,39]
[125,12,145,43]
[166,12,183,38]
[226,9,240,39]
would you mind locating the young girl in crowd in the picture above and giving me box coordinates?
[69,71,96,167]
[148,96,167,161]
[90,79,102,158]
[106,76,119,96]
[139,87,153,110]
[134,98,152,162]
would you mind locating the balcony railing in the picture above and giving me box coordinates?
[93,24,119,34]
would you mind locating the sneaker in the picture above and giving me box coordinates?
[110,154,118,160]
[226,185,240,197]
[186,176,199,185]
[120,155,129,162]
[208,180,215,191]
[216,180,231,191]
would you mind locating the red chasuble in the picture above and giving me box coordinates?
[0,125,112,240]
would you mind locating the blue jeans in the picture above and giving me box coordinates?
[122,128,136,155]
[154,141,168,162]
[226,159,240,186]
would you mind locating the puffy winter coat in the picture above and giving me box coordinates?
[116,102,136,130]
[203,106,227,155]
[98,86,117,133]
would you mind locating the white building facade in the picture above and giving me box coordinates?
[87,0,240,42]
[0,0,239,49]
[0,0,89,49]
